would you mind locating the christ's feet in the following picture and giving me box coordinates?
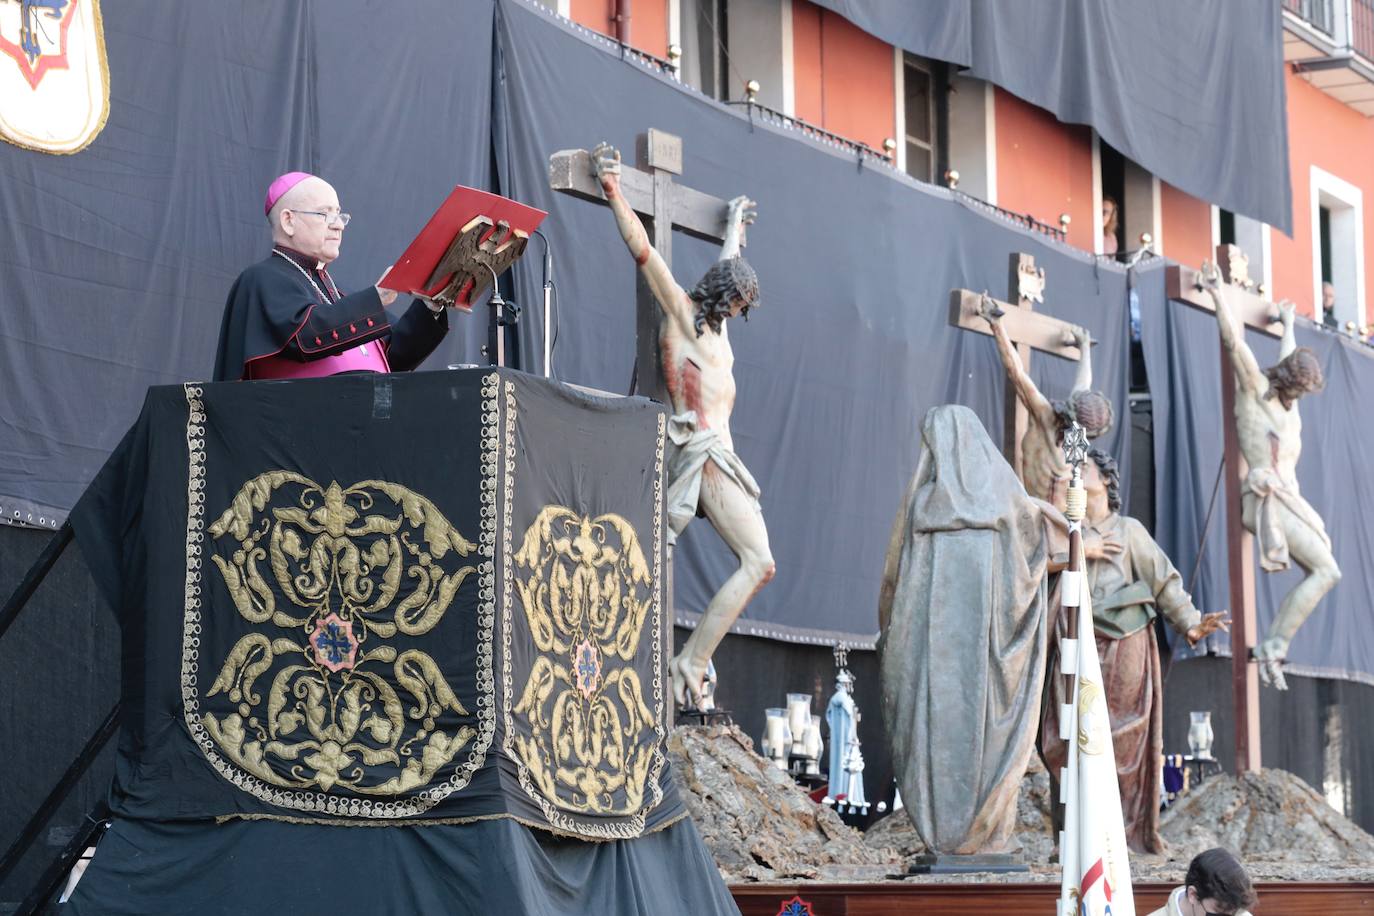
[1253,637,1289,691]
[671,652,716,711]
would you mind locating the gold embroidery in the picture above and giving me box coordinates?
[201,475,475,795]
[510,505,657,814]
[498,384,670,838]
[179,375,500,819]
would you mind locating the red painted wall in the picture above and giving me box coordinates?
[568,0,667,58]
[634,0,668,59]
[1160,182,1213,271]
[790,2,894,155]
[569,0,613,37]
[993,89,1095,252]
[1272,69,1374,323]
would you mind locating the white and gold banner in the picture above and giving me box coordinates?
[0,0,108,153]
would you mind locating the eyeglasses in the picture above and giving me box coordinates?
[290,209,351,227]
[1188,890,1236,916]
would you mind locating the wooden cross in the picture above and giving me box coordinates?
[949,253,1089,477]
[1165,244,1283,337]
[549,129,739,405]
[1164,243,1282,775]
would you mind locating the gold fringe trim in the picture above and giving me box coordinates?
[213,808,689,842]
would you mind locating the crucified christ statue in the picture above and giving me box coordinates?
[1202,261,1339,689]
[976,294,1119,561]
[591,141,774,708]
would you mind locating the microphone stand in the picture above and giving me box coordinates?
[482,262,519,369]
[533,229,554,378]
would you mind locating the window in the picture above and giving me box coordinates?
[1096,139,1157,259]
[903,54,936,181]
[681,0,729,101]
[1098,141,1126,256]
[1309,166,1366,328]
[1319,205,1333,285]
[899,54,948,183]
[1218,209,1237,247]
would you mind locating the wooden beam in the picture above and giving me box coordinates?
[1165,264,1282,338]
[548,148,730,241]
[1221,348,1262,773]
[549,148,655,210]
[1166,242,1276,774]
[948,289,1087,360]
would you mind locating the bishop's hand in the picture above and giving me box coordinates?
[591,142,621,187]
[375,266,398,307]
[1186,611,1230,646]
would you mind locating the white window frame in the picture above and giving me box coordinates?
[893,47,905,173]
[1310,165,1366,328]
[897,52,937,183]
[1091,132,1104,254]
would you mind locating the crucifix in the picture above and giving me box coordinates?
[1165,244,1286,774]
[549,132,772,715]
[549,129,739,404]
[949,253,1097,486]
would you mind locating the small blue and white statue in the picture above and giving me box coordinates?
[824,644,859,804]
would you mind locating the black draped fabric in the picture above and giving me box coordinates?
[67,372,693,848]
[211,251,450,381]
[493,0,1133,644]
[0,0,494,526]
[63,815,736,915]
[1139,263,1374,684]
[802,0,1292,234]
[805,0,971,65]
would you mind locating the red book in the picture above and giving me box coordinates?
[380,186,547,311]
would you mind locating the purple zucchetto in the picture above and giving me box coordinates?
[264,171,315,218]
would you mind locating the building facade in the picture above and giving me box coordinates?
[548,0,1374,328]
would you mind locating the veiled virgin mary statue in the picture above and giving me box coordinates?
[878,405,1055,855]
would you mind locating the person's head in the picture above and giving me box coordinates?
[1052,389,1115,440]
[266,173,347,265]
[1102,196,1119,236]
[1263,346,1324,409]
[1322,281,1337,311]
[1085,446,1121,517]
[1183,847,1257,915]
[688,256,760,336]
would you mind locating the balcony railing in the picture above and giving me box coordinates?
[1353,0,1374,60]
[1285,0,1337,35]
[1284,0,1374,113]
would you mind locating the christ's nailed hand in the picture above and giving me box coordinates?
[592,142,621,184]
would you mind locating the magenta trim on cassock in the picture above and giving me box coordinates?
[249,342,390,380]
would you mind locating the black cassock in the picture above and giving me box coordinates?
[212,246,448,381]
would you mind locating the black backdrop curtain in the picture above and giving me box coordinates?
[5,0,1366,668]
[492,0,1132,645]
[805,0,1293,235]
[0,0,495,526]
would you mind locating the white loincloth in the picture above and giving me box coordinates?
[664,411,761,544]
[1242,467,1331,572]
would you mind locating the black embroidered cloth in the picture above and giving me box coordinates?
[70,369,685,839]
